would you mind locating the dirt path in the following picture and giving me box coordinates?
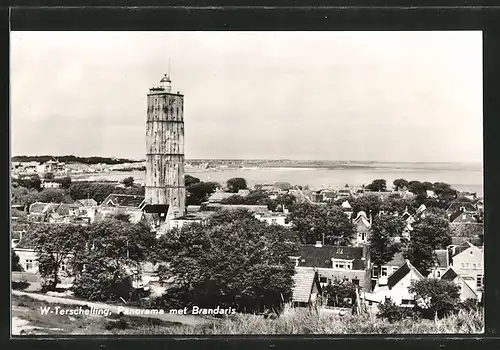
[12,290,205,326]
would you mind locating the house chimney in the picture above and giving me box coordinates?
[315,241,322,248]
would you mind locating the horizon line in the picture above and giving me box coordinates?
[10,155,483,165]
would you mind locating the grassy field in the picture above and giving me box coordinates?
[12,294,182,335]
[12,295,483,335]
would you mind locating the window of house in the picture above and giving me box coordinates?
[465,263,470,269]
[477,275,484,288]
[401,299,414,305]
[319,277,327,284]
[472,263,476,269]
[381,267,388,277]
[372,268,379,278]
[333,259,352,270]
[25,259,33,271]
[477,263,482,269]
[352,278,359,286]
[460,262,465,268]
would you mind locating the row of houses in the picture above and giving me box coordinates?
[291,241,484,309]
[12,160,68,175]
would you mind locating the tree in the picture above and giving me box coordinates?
[403,214,452,276]
[289,202,354,245]
[17,174,42,191]
[226,177,248,193]
[351,195,382,217]
[29,224,86,291]
[433,182,457,206]
[11,249,23,271]
[185,174,201,187]
[122,177,134,188]
[369,215,406,268]
[408,181,425,195]
[408,279,460,319]
[274,182,292,191]
[72,252,134,302]
[393,179,409,191]
[36,188,73,204]
[422,182,434,191]
[380,196,413,215]
[186,181,218,205]
[58,176,72,190]
[71,219,156,301]
[155,210,297,313]
[324,279,356,307]
[365,179,387,192]
[69,182,119,203]
[44,172,55,181]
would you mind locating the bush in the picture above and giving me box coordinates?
[376,299,415,323]
[105,318,129,330]
[72,255,134,302]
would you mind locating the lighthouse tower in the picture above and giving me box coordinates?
[144,73,185,224]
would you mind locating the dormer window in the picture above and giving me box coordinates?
[332,259,353,270]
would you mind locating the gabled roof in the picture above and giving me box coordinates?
[341,200,352,209]
[54,203,79,216]
[451,236,483,247]
[76,198,98,207]
[353,211,371,229]
[447,200,477,213]
[387,260,424,288]
[452,241,483,258]
[186,205,201,213]
[101,194,145,208]
[450,211,477,224]
[28,202,48,214]
[441,267,477,298]
[441,267,459,281]
[207,191,236,202]
[296,245,366,270]
[292,269,320,303]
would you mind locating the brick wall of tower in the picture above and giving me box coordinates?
[145,91,185,215]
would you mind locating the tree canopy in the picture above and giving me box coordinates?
[393,179,409,191]
[122,176,134,187]
[289,202,354,245]
[226,177,248,193]
[408,279,461,319]
[403,213,452,276]
[154,209,297,313]
[365,179,387,192]
[369,215,406,267]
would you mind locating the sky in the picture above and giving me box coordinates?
[10,31,483,162]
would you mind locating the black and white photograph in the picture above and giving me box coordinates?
[10,31,484,335]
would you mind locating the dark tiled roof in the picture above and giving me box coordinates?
[387,261,423,288]
[297,245,365,270]
[387,262,411,288]
[451,236,482,246]
[441,267,458,281]
[450,210,477,224]
[447,201,477,213]
[101,194,145,208]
